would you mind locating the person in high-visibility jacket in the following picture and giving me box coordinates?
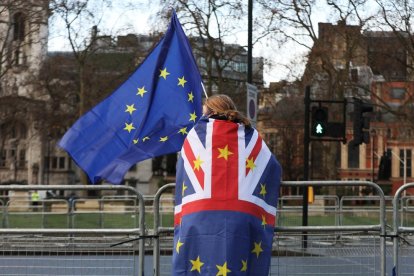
[31,190,40,211]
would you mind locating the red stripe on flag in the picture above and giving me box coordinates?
[211,121,239,200]
[174,199,275,226]
[246,135,263,175]
[183,139,204,189]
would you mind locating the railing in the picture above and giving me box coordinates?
[392,182,414,276]
[276,181,387,276]
[152,180,388,275]
[2,182,414,275]
[0,185,145,276]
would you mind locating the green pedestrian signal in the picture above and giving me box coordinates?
[315,123,324,134]
[311,107,328,137]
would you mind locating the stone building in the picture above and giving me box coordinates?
[0,0,49,185]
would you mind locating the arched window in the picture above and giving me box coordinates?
[348,143,360,168]
[0,121,27,169]
[13,12,25,41]
[1,121,27,140]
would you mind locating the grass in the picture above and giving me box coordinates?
[2,210,413,229]
[1,211,175,229]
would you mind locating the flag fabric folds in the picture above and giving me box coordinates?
[58,11,203,184]
[172,117,282,275]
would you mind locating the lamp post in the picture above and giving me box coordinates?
[371,129,376,182]
[390,149,407,196]
[247,0,252,84]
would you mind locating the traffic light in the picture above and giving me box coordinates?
[311,106,328,137]
[378,151,391,180]
[351,98,373,146]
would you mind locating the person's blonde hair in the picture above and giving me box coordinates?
[203,94,251,127]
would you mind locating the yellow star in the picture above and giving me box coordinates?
[160,136,168,142]
[133,139,139,144]
[188,91,194,102]
[252,241,263,258]
[175,238,184,253]
[190,256,204,273]
[216,261,231,276]
[159,67,170,79]
[124,122,135,133]
[178,76,187,87]
[189,111,197,123]
[142,136,150,142]
[178,127,188,135]
[261,215,267,228]
[137,86,147,97]
[246,157,256,170]
[193,156,204,171]
[241,260,247,272]
[182,182,187,196]
[125,104,137,115]
[259,183,267,198]
[217,145,233,161]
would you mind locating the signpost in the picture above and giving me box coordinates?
[246,83,258,127]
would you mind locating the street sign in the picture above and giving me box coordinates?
[246,83,258,127]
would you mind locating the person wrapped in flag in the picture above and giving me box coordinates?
[173,94,282,275]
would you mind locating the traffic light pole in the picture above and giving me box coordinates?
[303,86,310,248]
[303,86,347,249]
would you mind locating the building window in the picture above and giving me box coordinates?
[13,12,25,41]
[348,143,360,168]
[45,156,67,171]
[17,149,25,168]
[350,68,358,82]
[0,150,6,168]
[400,149,412,178]
[58,157,65,169]
[1,121,27,139]
[390,88,406,99]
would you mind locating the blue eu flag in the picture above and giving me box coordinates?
[58,11,203,184]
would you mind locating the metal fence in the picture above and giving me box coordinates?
[392,182,414,276]
[272,181,387,276]
[1,181,414,275]
[0,185,145,276]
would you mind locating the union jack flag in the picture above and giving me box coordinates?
[172,117,282,275]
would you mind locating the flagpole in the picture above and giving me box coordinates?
[201,82,208,98]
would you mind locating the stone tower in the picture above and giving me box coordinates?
[0,0,49,184]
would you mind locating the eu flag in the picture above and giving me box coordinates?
[58,11,203,184]
[173,117,282,275]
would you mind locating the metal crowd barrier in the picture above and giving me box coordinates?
[152,180,388,276]
[0,185,145,276]
[2,181,413,275]
[276,181,387,276]
[392,182,414,276]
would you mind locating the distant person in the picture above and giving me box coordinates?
[31,190,40,211]
[172,94,282,275]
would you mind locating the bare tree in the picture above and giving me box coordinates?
[49,0,110,117]
[151,1,269,96]
[372,0,414,124]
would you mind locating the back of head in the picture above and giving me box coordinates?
[203,94,251,127]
